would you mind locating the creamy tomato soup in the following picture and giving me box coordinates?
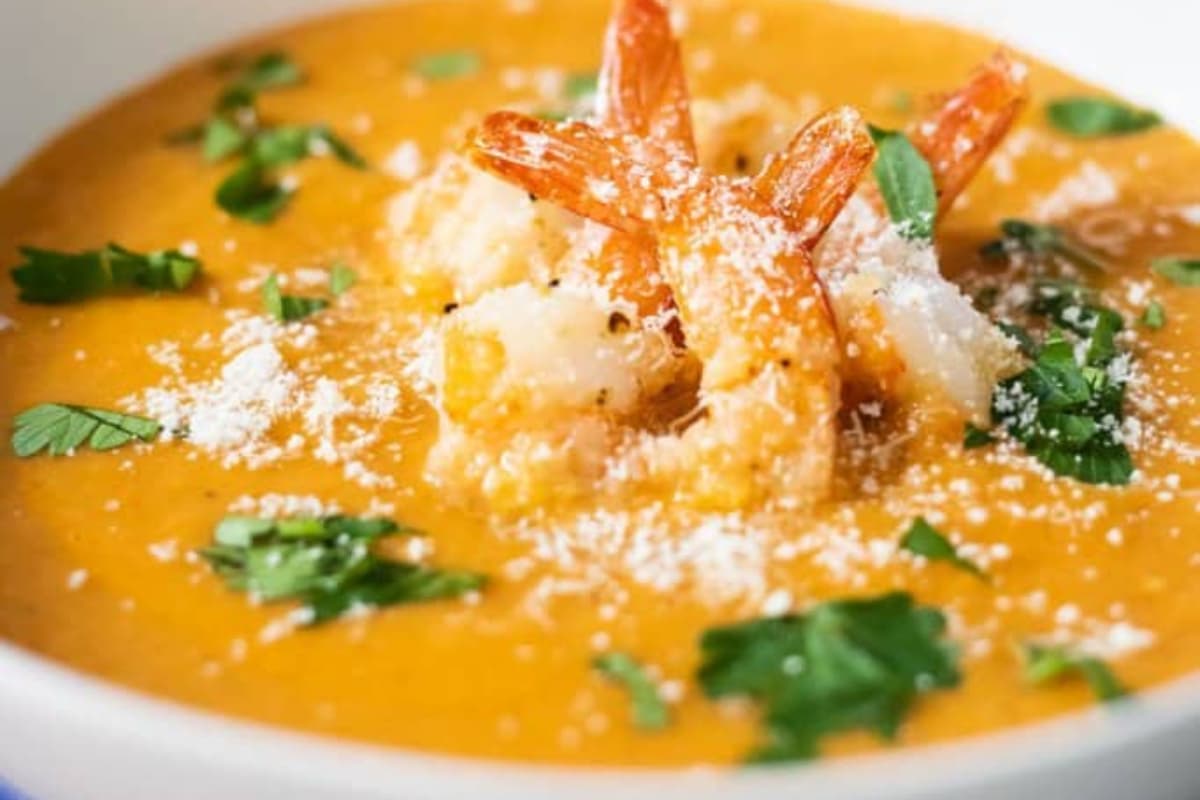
[3,0,1200,768]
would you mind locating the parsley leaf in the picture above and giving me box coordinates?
[963,423,996,449]
[249,125,366,169]
[593,652,670,731]
[991,327,1133,486]
[216,160,295,223]
[868,125,938,242]
[899,518,986,579]
[980,219,1107,272]
[262,274,329,322]
[1140,301,1166,331]
[198,515,484,625]
[11,243,200,304]
[1046,97,1162,138]
[697,592,960,762]
[412,50,482,80]
[1021,643,1128,702]
[564,72,599,101]
[234,51,305,93]
[12,404,160,457]
[329,263,357,296]
[1152,257,1200,286]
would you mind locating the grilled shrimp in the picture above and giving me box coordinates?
[471,112,868,510]
[819,52,1030,418]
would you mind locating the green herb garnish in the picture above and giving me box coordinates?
[564,72,600,101]
[1140,301,1166,331]
[216,161,295,223]
[868,125,938,242]
[1152,257,1200,287]
[1046,97,1162,138]
[12,404,161,457]
[10,243,200,304]
[199,515,485,625]
[899,518,986,579]
[980,219,1107,272]
[262,274,329,322]
[991,326,1133,486]
[593,652,670,731]
[697,592,960,762]
[1021,643,1128,702]
[412,50,482,80]
[231,51,306,94]
[329,264,357,296]
[963,423,996,449]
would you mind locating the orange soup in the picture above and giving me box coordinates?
[3,0,1200,767]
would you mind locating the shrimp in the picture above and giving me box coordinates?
[471,111,868,510]
[818,51,1030,418]
[589,0,695,327]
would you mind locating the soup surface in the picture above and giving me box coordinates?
[3,0,1200,767]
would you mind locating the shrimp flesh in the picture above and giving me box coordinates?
[471,111,868,510]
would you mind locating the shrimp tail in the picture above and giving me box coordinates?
[754,106,875,249]
[469,112,660,235]
[598,0,696,158]
[912,50,1030,213]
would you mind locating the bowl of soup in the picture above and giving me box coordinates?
[2,1,1200,798]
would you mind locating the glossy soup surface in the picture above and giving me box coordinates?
[3,0,1200,767]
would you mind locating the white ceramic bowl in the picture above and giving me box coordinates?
[2,2,1198,798]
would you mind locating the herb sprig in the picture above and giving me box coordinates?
[262,274,330,322]
[1152,257,1200,287]
[1046,97,1162,139]
[12,404,161,457]
[981,219,1107,272]
[10,244,200,304]
[899,518,987,579]
[198,515,485,625]
[593,652,670,731]
[1021,642,1128,702]
[697,592,959,762]
[868,125,938,242]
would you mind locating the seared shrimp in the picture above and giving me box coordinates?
[471,112,867,510]
[819,52,1030,418]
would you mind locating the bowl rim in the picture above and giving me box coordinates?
[2,0,1199,796]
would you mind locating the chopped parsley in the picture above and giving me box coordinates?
[10,243,200,304]
[592,652,670,731]
[216,161,295,224]
[329,264,357,296]
[868,125,938,241]
[1151,257,1200,287]
[963,422,996,449]
[980,219,1107,272]
[697,592,960,762]
[169,51,365,224]
[564,71,599,101]
[991,325,1133,486]
[412,50,482,80]
[198,515,485,625]
[1140,300,1166,331]
[262,274,329,322]
[214,125,366,223]
[12,404,160,457]
[227,51,306,94]
[1021,643,1128,702]
[899,518,986,579]
[1046,97,1162,138]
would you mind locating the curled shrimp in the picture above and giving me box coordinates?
[471,112,868,510]
[910,50,1030,214]
[590,0,695,327]
[819,51,1030,417]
